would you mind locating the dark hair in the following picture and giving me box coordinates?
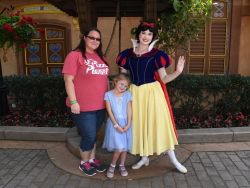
[74,27,108,66]
[135,22,157,45]
[112,73,131,88]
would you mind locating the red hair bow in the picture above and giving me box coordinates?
[141,22,154,28]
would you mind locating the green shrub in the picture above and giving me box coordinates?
[167,74,250,117]
[3,74,250,117]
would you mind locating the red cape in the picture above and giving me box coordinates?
[154,71,178,139]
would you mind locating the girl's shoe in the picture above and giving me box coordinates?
[132,158,149,169]
[170,161,187,173]
[119,165,128,176]
[107,165,115,178]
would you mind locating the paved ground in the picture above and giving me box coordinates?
[0,148,250,188]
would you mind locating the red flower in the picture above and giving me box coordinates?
[14,36,19,41]
[39,28,45,35]
[21,15,26,19]
[15,13,19,16]
[31,36,35,39]
[15,23,20,26]
[17,10,21,14]
[5,9,9,13]
[29,21,34,26]
[10,13,15,17]
[20,19,26,25]
[27,17,33,22]
[20,42,27,49]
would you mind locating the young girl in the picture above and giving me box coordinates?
[102,73,132,178]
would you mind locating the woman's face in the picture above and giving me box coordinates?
[84,30,101,52]
[138,29,153,46]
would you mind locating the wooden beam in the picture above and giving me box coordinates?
[228,0,243,74]
[144,0,157,24]
[75,0,92,33]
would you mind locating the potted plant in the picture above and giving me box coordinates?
[0,9,39,55]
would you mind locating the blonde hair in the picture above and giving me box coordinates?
[112,73,131,88]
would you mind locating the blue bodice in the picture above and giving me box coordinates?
[116,48,172,86]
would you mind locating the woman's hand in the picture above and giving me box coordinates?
[71,102,80,114]
[176,56,185,74]
[116,126,124,133]
[123,125,130,133]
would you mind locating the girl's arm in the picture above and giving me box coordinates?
[158,56,185,84]
[123,101,132,133]
[105,100,124,133]
[64,73,80,114]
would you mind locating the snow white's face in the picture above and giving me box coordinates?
[139,29,153,46]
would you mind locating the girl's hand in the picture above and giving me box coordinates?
[123,125,129,133]
[116,126,124,133]
[176,56,185,74]
[71,103,80,114]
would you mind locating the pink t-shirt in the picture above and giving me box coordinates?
[62,51,109,112]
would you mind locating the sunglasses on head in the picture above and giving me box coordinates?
[86,36,101,42]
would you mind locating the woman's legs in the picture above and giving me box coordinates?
[132,155,149,169]
[168,149,187,173]
[68,108,106,175]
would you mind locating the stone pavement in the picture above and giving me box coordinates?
[1,148,250,188]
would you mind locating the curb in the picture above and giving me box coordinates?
[0,126,250,143]
[0,126,70,141]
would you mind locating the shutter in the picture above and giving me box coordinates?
[188,27,205,74]
[209,21,227,75]
[186,0,231,75]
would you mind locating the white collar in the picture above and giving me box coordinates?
[131,39,159,52]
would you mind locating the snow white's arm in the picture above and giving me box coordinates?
[158,56,185,84]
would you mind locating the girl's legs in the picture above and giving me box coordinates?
[107,151,121,178]
[111,151,122,166]
[119,151,128,176]
[120,151,127,165]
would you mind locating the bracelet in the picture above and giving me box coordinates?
[70,100,77,105]
[114,124,118,128]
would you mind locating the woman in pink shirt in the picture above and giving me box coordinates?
[62,27,109,176]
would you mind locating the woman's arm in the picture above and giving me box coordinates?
[105,100,124,133]
[158,56,185,84]
[123,101,132,133]
[120,67,128,74]
[64,73,80,114]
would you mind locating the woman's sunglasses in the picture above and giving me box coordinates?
[86,36,101,42]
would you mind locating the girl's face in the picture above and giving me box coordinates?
[138,29,153,46]
[114,79,129,93]
[84,30,101,52]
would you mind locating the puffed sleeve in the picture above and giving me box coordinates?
[104,91,110,101]
[154,50,172,70]
[116,49,130,70]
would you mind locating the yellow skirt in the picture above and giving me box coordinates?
[128,81,178,156]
